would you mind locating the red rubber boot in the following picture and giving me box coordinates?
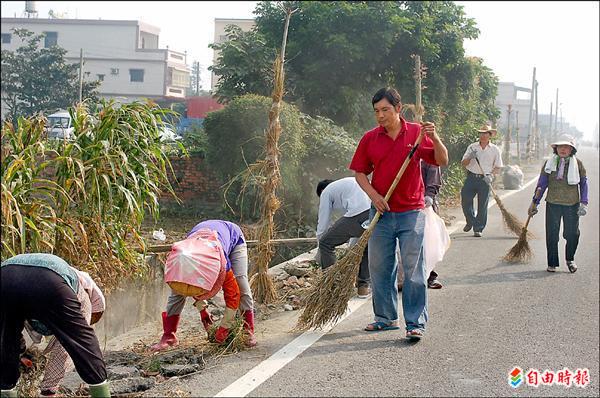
[150,312,180,351]
[243,310,257,347]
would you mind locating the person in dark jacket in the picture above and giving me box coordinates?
[1,253,110,398]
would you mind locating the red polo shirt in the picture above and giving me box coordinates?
[349,119,438,213]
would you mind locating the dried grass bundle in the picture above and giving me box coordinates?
[16,346,47,397]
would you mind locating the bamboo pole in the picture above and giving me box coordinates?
[142,237,317,254]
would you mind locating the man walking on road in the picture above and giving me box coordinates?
[350,87,448,340]
[315,177,371,298]
[460,124,503,237]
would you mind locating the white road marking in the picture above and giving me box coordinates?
[215,174,539,397]
[214,297,368,397]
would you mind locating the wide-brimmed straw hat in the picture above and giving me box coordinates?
[550,134,577,150]
[475,124,497,136]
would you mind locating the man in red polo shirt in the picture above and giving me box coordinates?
[349,87,448,340]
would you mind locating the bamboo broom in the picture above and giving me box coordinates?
[503,187,541,263]
[473,157,530,237]
[296,55,426,330]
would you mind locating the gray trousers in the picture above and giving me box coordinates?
[317,210,370,287]
[166,243,253,316]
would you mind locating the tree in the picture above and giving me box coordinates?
[189,60,201,96]
[208,25,276,103]
[1,29,100,123]
[211,1,498,138]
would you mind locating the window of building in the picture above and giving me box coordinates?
[218,34,228,43]
[43,31,58,48]
[110,68,119,75]
[1,33,11,44]
[97,74,105,81]
[129,69,144,82]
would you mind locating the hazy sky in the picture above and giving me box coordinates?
[1,1,598,138]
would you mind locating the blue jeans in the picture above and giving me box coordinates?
[461,173,490,232]
[368,207,428,331]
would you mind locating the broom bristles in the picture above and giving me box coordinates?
[503,228,533,263]
[295,230,372,331]
[493,192,533,238]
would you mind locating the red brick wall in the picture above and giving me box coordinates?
[161,155,223,207]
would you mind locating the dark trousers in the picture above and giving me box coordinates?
[0,265,107,389]
[545,203,580,267]
[318,210,370,287]
[461,173,490,232]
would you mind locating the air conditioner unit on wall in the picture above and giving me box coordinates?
[110,68,119,75]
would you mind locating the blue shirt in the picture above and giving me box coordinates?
[1,253,79,293]
[187,220,245,271]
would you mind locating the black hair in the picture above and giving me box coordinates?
[372,87,402,108]
[316,179,334,197]
[552,146,577,156]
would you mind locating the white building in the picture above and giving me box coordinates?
[495,82,532,133]
[211,18,255,91]
[1,17,190,106]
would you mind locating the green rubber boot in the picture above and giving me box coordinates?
[89,381,111,397]
[0,388,17,398]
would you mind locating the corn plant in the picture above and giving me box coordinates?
[1,115,69,257]
[1,100,183,290]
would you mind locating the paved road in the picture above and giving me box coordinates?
[146,147,599,397]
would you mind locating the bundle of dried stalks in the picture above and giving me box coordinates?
[17,346,47,397]
[206,316,247,356]
[251,5,296,304]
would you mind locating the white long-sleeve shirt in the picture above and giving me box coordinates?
[316,177,371,239]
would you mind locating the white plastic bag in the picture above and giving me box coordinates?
[423,207,450,274]
[152,228,166,241]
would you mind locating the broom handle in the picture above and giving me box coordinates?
[474,157,501,198]
[523,187,542,231]
[365,133,425,230]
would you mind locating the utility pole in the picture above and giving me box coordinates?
[534,80,540,160]
[504,104,512,164]
[78,48,84,103]
[526,67,536,159]
[515,110,521,165]
[560,106,563,132]
[554,88,559,139]
[194,61,200,95]
[549,102,553,145]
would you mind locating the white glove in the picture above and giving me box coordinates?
[466,147,477,160]
[424,196,434,207]
[484,174,493,185]
[577,203,588,216]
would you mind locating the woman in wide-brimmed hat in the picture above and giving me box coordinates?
[528,134,589,273]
